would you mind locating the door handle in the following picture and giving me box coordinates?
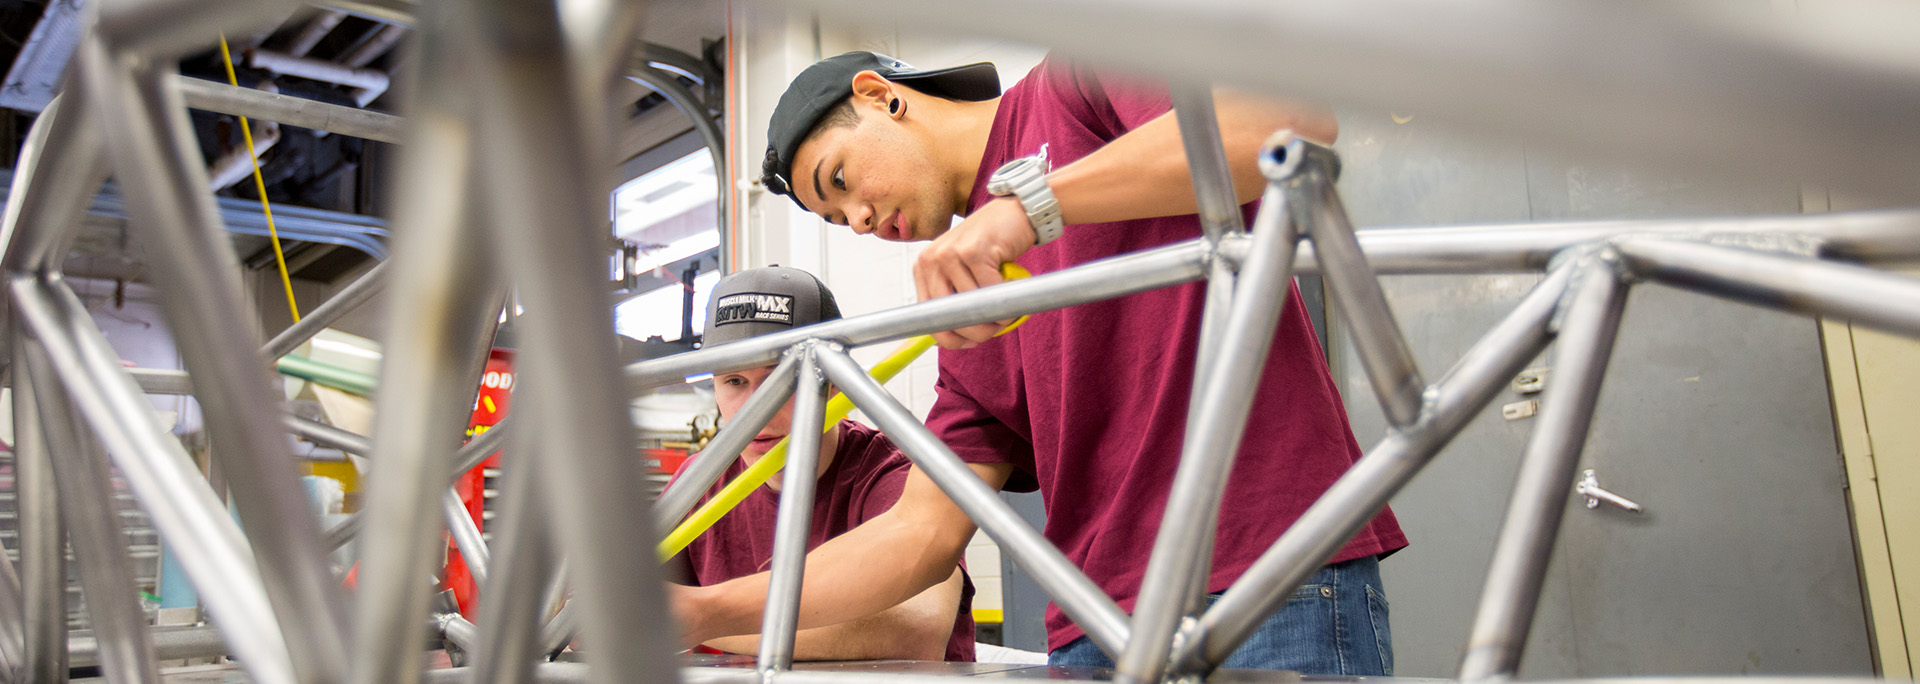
[1577,469,1643,513]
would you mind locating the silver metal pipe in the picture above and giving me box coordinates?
[322,419,513,552]
[1459,254,1630,680]
[1282,139,1424,428]
[11,336,66,684]
[813,345,1132,656]
[285,10,348,57]
[129,368,193,395]
[793,0,1920,200]
[0,97,109,277]
[68,626,232,668]
[628,239,1211,391]
[628,64,730,274]
[79,43,350,681]
[1273,210,1920,276]
[247,50,391,107]
[92,0,295,60]
[286,415,372,455]
[1615,238,1920,341]
[180,77,405,146]
[1118,161,1299,683]
[757,347,826,673]
[461,0,675,681]
[438,614,481,654]
[11,278,296,684]
[342,24,408,68]
[1174,263,1579,674]
[471,440,556,684]
[26,342,160,684]
[655,352,801,536]
[0,519,25,678]
[444,488,491,589]
[1171,83,1245,242]
[421,662,599,684]
[536,602,578,658]
[345,11,498,677]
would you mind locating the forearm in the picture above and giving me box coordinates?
[701,569,964,661]
[683,509,971,644]
[1047,88,1336,226]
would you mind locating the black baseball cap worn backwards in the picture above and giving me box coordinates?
[762,51,1000,210]
[704,266,843,348]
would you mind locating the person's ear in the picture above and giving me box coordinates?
[849,71,895,114]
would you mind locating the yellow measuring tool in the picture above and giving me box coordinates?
[658,263,1032,561]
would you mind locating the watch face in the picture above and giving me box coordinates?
[990,156,1040,193]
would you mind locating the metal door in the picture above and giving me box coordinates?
[1330,110,1874,677]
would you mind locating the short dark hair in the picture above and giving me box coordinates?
[761,96,860,206]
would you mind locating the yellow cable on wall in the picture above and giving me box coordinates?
[217,34,302,323]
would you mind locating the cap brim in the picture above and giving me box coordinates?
[892,61,1001,102]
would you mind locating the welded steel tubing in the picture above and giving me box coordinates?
[444,488,491,588]
[286,415,372,454]
[629,65,730,274]
[462,0,675,681]
[27,344,160,684]
[341,0,503,675]
[68,626,231,667]
[471,442,556,684]
[1271,210,1920,277]
[129,368,193,395]
[322,421,513,552]
[1615,238,1920,340]
[1459,256,1630,680]
[629,239,1211,391]
[0,96,109,277]
[91,0,294,61]
[1174,263,1579,674]
[79,43,349,682]
[1284,141,1424,428]
[11,279,296,684]
[11,337,66,684]
[438,614,481,654]
[177,77,404,144]
[814,346,1131,656]
[262,261,390,360]
[1171,84,1246,242]
[795,0,1920,199]
[758,349,826,672]
[537,601,579,657]
[420,662,599,684]
[655,352,801,534]
[1118,176,1298,683]
[0,533,24,677]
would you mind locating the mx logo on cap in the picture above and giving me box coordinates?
[714,293,796,326]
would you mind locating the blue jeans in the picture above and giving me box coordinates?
[1049,556,1393,675]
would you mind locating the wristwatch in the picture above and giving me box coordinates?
[987,149,1065,246]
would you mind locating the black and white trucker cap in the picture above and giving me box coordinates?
[703,266,842,347]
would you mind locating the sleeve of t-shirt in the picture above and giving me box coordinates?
[925,362,1040,493]
[1058,56,1172,138]
[855,457,911,523]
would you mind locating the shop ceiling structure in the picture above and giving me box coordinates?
[0,0,1917,683]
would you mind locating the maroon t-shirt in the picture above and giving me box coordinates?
[672,420,975,662]
[927,56,1408,650]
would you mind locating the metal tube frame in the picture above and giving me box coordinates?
[6,1,1920,683]
[1457,253,1632,680]
[757,345,827,673]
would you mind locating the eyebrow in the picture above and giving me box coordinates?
[811,159,828,215]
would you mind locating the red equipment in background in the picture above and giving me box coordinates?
[446,348,514,617]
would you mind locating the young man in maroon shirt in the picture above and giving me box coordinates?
[669,266,973,661]
[676,53,1406,674]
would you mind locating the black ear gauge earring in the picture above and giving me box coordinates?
[889,98,902,115]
